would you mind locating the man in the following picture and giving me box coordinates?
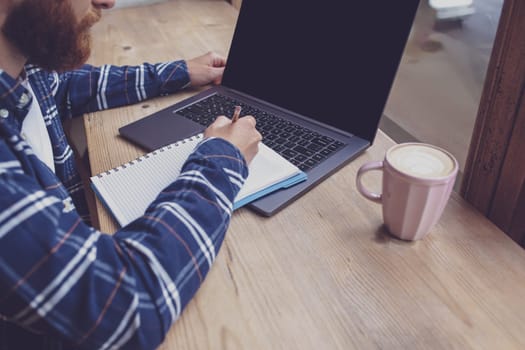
[0,0,261,349]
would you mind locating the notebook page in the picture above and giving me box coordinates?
[91,136,303,227]
[91,135,202,226]
[236,144,300,200]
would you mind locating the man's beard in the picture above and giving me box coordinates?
[2,0,101,72]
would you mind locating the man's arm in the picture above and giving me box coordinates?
[0,137,247,349]
[53,60,191,118]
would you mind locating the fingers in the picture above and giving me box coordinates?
[209,115,256,129]
[237,116,262,143]
[212,56,226,68]
[203,113,261,164]
[204,116,228,139]
[211,67,225,85]
[195,51,226,67]
[205,115,259,139]
[239,115,256,127]
[187,51,226,87]
[212,115,231,127]
[207,51,226,67]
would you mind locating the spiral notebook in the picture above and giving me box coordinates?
[90,134,307,227]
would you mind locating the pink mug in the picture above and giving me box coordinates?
[356,143,458,241]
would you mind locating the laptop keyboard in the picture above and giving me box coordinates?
[176,94,345,171]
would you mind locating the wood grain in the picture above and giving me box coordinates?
[84,1,525,349]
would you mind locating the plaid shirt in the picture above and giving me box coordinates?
[0,62,248,349]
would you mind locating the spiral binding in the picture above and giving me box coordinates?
[96,133,204,178]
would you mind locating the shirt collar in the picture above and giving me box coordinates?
[0,67,34,126]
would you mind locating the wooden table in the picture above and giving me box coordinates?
[84,1,525,349]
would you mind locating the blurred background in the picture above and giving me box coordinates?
[380,0,503,188]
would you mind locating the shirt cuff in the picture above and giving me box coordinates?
[194,137,249,176]
[158,60,191,94]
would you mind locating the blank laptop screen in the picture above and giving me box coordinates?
[223,0,420,142]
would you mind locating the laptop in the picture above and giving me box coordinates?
[119,0,420,216]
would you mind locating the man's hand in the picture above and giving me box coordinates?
[204,116,262,165]
[186,52,227,87]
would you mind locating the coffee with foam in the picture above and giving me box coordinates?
[357,142,458,240]
[387,144,456,179]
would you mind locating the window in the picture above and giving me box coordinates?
[381,0,504,189]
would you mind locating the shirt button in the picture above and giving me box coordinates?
[19,93,30,105]
[0,109,8,118]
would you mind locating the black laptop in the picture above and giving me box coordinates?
[119,0,420,216]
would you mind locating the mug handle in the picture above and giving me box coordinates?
[356,161,383,203]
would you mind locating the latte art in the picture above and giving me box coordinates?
[387,144,456,178]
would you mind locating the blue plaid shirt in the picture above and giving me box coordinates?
[0,62,248,349]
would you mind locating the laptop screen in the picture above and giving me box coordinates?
[223,0,420,142]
